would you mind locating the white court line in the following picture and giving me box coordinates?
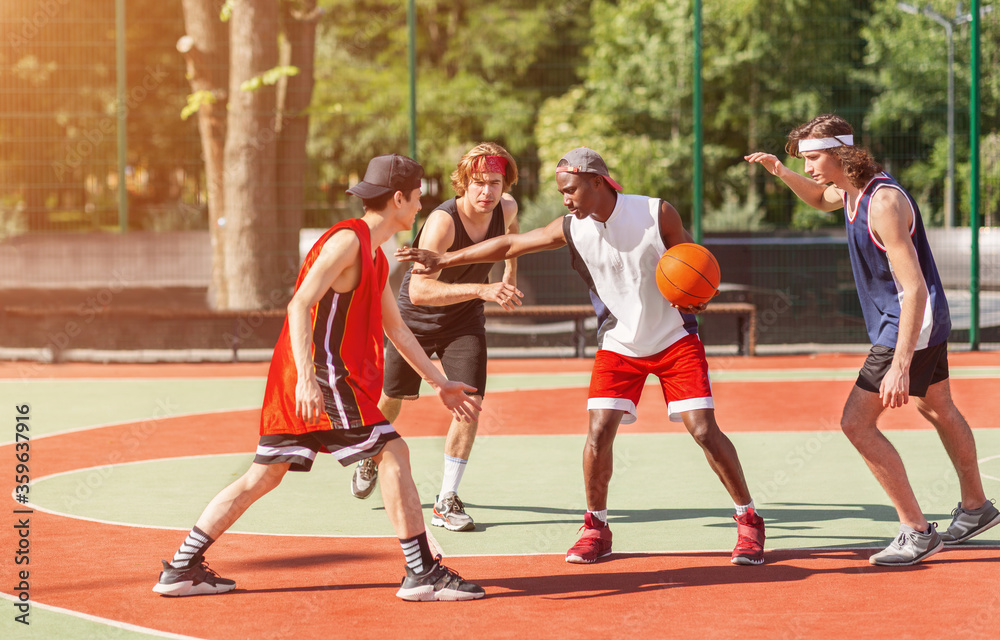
[978,453,1000,483]
[19,453,398,538]
[24,451,1000,544]
[0,592,203,639]
[5,366,998,447]
[0,406,257,448]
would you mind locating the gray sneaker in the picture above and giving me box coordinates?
[431,492,475,531]
[868,523,944,566]
[351,458,378,499]
[940,499,1000,545]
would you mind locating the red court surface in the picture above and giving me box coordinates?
[4,349,999,379]
[3,352,999,639]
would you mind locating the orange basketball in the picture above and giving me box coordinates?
[655,243,721,308]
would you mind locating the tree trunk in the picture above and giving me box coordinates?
[275,0,319,296]
[222,0,281,309]
[179,0,229,307]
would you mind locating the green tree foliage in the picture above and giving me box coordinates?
[2,1,118,230]
[864,0,999,226]
[0,1,195,232]
[536,0,866,230]
[308,0,590,210]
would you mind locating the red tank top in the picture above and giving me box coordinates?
[260,219,389,434]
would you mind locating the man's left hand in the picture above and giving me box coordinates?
[879,367,910,409]
[673,302,710,314]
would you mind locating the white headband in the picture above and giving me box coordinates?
[798,135,854,152]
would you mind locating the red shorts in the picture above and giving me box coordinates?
[588,334,714,424]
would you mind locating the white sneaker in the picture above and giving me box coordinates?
[431,492,475,531]
[868,523,944,566]
[350,458,378,499]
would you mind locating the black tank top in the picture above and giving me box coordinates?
[397,197,507,338]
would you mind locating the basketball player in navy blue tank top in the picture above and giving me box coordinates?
[349,143,522,533]
[746,114,999,566]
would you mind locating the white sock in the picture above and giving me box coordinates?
[440,455,467,496]
[735,500,756,516]
[589,509,608,524]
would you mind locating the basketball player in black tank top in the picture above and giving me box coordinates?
[349,143,522,532]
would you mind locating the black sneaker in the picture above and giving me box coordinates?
[396,556,485,601]
[152,558,236,597]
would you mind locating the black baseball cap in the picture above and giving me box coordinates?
[556,147,624,192]
[346,154,424,199]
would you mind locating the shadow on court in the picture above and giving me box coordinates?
[227,582,398,595]
[458,500,898,528]
[442,501,1000,550]
[469,547,976,600]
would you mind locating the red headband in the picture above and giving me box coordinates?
[473,155,508,177]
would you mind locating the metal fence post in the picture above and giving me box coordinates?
[116,0,128,232]
[969,1,982,350]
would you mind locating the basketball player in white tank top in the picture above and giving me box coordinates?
[397,147,767,567]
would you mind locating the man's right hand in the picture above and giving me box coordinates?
[438,381,482,422]
[295,375,324,424]
[744,152,783,176]
[395,246,444,275]
[481,281,524,310]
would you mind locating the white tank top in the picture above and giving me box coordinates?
[563,193,697,358]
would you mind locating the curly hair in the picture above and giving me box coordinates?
[786,114,882,189]
[450,142,518,197]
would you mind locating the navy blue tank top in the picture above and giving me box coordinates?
[845,172,950,349]
[397,197,507,338]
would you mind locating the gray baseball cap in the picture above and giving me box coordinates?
[346,154,424,199]
[556,147,623,192]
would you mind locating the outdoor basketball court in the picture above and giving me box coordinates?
[2,352,999,639]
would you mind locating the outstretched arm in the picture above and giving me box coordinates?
[744,152,844,212]
[397,215,566,276]
[381,286,481,421]
[406,208,523,310]
[501,194,519,288]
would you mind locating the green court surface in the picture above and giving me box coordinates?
[1,378,266,435]
[0,603,159,640]
[32,430,1000,556]
[5,364,999,439]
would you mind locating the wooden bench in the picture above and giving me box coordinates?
[703,302,757,356]
[484,304,595,358]
[3,301,757,361]
[1,305,288,362]
[484,302,757,357]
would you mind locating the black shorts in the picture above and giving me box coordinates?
[856,341,950,397]
[383,333,487,399]
[253,424,399,472]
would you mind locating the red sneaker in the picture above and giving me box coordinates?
[566,512,612,564]
[731,508,765,565]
